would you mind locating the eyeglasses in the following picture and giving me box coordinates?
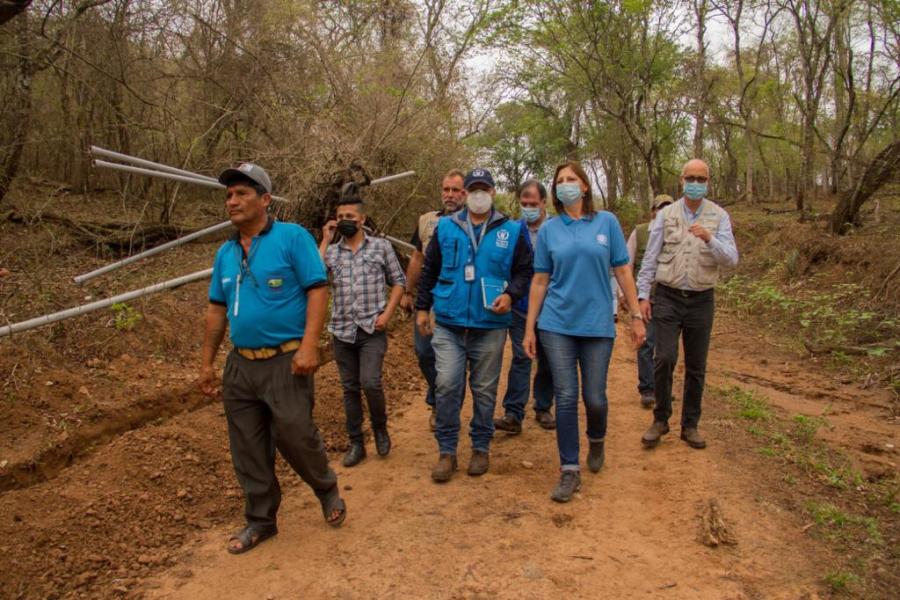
[683,176,708,183]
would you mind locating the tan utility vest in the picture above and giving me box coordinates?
[417,210,442,252]
[655,198,726,291]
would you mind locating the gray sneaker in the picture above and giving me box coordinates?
[551,470,582,503]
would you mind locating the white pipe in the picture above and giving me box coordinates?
[90,146,219,182]
[73,221,233,284]
[81,158,416,280]
[0,269,213,339]
[93,159,225,190]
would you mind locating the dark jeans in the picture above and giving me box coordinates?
[502,311,554,421]
[652,284,715,429]
[413,320,438,407]
[333,328,388,444]
[637,318,656,393]
[539,330,614,470]
[431,323,507,454]
[223,351,337,530]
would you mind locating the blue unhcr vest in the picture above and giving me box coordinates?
[432,210,521,329]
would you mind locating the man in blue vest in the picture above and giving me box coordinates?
[415,168,534,482]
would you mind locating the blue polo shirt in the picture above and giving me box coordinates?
[534,211,629,338]
[209,218,327,348]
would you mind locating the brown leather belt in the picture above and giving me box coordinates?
[236,339,302,360]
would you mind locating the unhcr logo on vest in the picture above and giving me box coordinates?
[496,229,510,248]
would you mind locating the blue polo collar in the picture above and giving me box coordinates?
[559,212,595,225]
[231,214,275,241]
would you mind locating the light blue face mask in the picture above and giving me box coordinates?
[556,183,583,205]
[521,207,541,223]
[683,181,707,200]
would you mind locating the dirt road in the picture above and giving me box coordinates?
[141,318,894,599]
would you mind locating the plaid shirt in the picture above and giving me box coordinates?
[324,235,406,343]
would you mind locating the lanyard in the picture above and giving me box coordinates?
[233,237,261,317]
[464,217,488,255]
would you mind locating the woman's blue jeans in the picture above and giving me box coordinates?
[539,330,614,470]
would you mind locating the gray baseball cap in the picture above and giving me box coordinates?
[218,162,273,194]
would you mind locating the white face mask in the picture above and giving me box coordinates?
[467,190,493,215]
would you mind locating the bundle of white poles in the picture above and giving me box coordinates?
[0,148,416,338]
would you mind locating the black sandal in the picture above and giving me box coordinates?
[227,525,278,555]
[320,488,347,528]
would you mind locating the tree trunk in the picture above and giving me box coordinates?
[0,13,33,206]
[829,141,900,234]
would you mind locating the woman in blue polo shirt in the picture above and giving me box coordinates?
[524,160,646,503]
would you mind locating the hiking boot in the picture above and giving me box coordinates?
[680,427,707,449]
[429,407,436,432]
[493,414,522,435]
[535,410,556,430]
[641,421,670,448]
[587,440,605,473]
[551,470,582,503]
[640,391,655,410]
[431,454,457,483]
[374,428,391,457]
[342,442,366,467]
[467,450,490,476]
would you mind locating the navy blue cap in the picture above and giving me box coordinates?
[464,168,495,190]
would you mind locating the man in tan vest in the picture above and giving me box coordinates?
[400,169,467,430]
[636,159,738,449]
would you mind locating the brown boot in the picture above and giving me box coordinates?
[467,450,489,476]
[680,427,707,449]
[641,421,670,448]
[431,453,457,483]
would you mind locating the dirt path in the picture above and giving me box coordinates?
[141,319,872,599]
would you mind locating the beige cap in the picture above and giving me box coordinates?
[653,194,674,209]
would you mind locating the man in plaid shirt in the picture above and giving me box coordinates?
[319,190,406,468]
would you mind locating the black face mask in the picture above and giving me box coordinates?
[337,219,359,238]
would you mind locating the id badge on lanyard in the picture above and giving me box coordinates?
[464,218,487,283]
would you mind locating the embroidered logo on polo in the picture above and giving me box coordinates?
[495,229,510,248]
[596,234,608,246]
[267,278,284,288]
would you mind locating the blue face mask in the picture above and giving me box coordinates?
[556,183,583,206]
[521,207,541,223]
[683,181,707,200]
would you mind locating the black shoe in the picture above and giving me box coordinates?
[551,470,582,503]
[493,414,522,435]
[587,440,605,473]
[374,429,391,457]
[342,443,366,467]
[534,410,556,430]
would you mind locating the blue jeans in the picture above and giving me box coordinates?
[502,311,554,421]
[539,330,614,470]
[413,320,438,407]
[431,323,507,454]
[636,318,656,393]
